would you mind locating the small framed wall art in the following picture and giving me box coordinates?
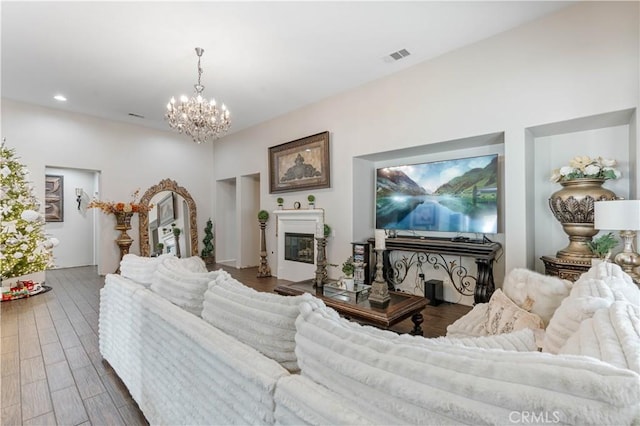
[45,174,64,222]
[269,131,330,194]
[157,193,175,226]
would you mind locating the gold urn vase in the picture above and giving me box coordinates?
[548,178,616,261]
[114,211,134,272]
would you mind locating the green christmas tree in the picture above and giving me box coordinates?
[201,218,215,258]
[0,140,56,280]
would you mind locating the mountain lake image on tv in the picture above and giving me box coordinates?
[376,154,498,234]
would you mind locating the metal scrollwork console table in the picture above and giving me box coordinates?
[367,237,502,304]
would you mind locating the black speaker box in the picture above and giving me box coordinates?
[424,279,443,306]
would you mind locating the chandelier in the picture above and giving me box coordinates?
[165,47,231,144]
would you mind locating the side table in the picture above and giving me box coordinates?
[540,255,592,282]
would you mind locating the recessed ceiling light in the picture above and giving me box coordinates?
[53,94,67,102]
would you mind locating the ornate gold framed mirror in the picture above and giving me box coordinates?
[139,178,198,257]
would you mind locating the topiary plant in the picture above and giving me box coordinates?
[258,210,269,221]
[201,218,215,258]
[307,195,315,203]
[323,224,331,237]
[276,197,284,205]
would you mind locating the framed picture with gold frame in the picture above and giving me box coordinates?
[269,131,330,194]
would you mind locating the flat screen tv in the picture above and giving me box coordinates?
[375,154,499,234]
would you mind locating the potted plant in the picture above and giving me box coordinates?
[323,224,331,238]
[156,243,164,256]
[307,194,315,208]
[588,232,618,263]
[276,197,284,209]
[201,218,215,265]
[341,256,355,290]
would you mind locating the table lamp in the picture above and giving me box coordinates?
[594,200,640,283]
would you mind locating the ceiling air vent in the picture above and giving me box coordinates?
[389,48,411,61]
[128,112,145,119]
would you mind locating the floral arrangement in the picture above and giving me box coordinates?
[88,189,152,214]
[550,156,621,183]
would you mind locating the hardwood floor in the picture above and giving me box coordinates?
[1,266,147,426]
[1,264,470,425]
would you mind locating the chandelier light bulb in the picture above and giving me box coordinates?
[164,47,231,144]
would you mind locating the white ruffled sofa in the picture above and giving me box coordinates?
[99,254,640,425]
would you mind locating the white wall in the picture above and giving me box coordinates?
[212,2,639,302]
[1,101,214,274]
[239,174,261,268]
[44,167,96,268]
[215,178,237,266]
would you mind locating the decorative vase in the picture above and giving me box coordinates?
[548,178,617,261]
[114,211,134,272]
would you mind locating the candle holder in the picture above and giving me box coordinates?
[257,218,272,278]
[368,248,390,307]
[314,236,328,291]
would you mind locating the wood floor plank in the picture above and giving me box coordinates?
[2,373,20,406]
[51,386,89,425]
[73,365,106,399]
[101,372,134,408]
[1,351,20,377]
[45,360,76,392]
[84,392,126,426]
[118,402,149,426]
[22,411,56,426]
[2,335,19,353]
[37,327,59,346]
[19,336,41,360]
[79,332,100,354]
[1,403,22,426]
[64,345,92,370]
[20,356,47,384]
[41,341,66,365]
[58,330,82,350]
[88,350,114,377]
[1,317,18,337]
[21,379,53,421]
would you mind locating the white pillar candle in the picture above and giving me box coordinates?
[316,221,324,238]
[375,229,386,250]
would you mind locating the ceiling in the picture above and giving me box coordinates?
[1,1,574,138]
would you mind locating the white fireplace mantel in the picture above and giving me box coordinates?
[273,209,324,282]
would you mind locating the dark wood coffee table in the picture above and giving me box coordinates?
[275,280,428,335]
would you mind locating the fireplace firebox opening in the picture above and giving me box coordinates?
[284,232,315,264]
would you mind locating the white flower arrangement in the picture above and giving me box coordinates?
[550,156,621,183]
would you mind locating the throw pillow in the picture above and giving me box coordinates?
[150,256,224,316]
[119,253,173,287]
[502,268,572,326]
[484,289,544,335]
[445,303,489,338]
